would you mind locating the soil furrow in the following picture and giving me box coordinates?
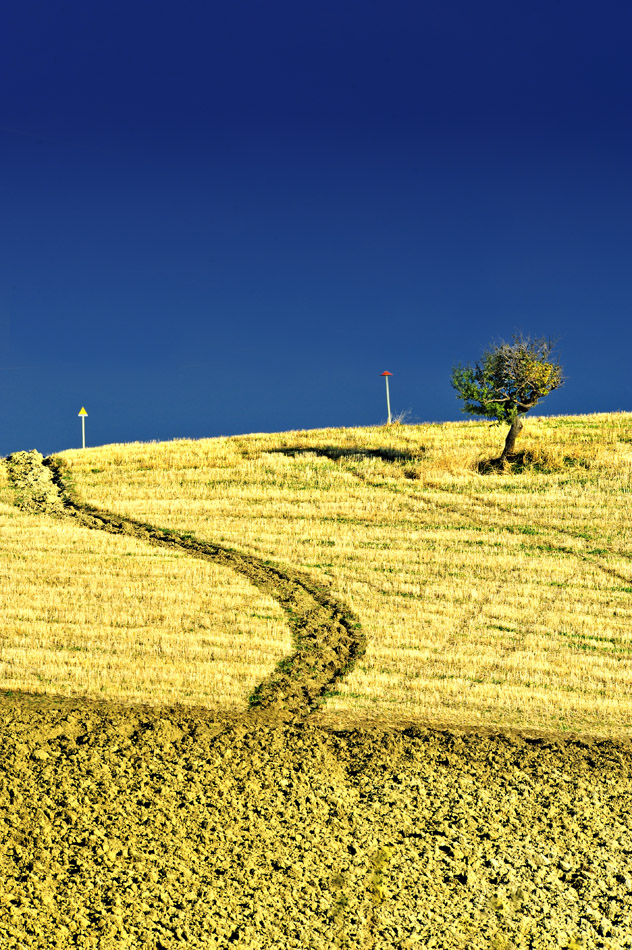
[4,450,365,721]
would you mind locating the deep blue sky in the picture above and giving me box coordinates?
[2,1,631,456]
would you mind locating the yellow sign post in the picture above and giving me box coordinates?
[78,407,88,449]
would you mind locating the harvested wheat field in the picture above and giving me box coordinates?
[1,414,632,948]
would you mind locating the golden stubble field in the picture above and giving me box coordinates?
[0,461,290,709]
[3,411,632,738]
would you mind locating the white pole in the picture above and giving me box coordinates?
[385,375,392,424]
[78,408,88,448]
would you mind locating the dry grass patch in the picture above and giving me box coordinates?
[0,467,288,708]
[51,412,632,737]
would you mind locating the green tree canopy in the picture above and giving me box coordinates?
[451,335,564,460]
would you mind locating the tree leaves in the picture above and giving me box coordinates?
[451,335,564,425]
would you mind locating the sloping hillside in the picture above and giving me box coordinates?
[52,412,632,738]
[2,414,632,949]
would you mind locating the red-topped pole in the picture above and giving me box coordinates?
[380,371,393,424]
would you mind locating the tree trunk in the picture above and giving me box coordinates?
[500,416,523,461]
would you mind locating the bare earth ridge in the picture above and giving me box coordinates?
[5,450,366,720]
[1,451,632,949]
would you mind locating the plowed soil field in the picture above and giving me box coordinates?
[2,693,632,949]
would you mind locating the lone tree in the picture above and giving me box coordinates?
[451,335,564,461]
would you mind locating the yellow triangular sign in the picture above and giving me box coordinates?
[78,407,88,416]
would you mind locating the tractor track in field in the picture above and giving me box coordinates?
[272,445,632,586]
[4,450,365,722]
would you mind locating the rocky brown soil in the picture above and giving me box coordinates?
[1,694,631,949]
[2,451,632,948]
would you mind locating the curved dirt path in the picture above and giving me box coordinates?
[4,450,365,721]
